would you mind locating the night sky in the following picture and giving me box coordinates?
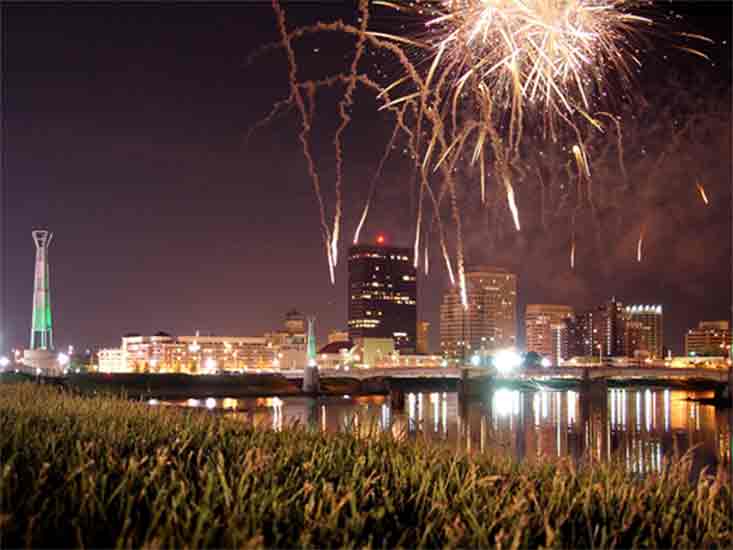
[2,1,731,354]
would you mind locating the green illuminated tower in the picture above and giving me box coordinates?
[303,316,320,393]
[306,316,316,367]
[30,230,53,350]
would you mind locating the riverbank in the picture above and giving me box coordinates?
[53,371,728,401]
[1,383,730,548]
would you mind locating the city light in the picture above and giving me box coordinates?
[205,357,218,371]
[57,352,70,366]
[0,356,9,368]
[541,357,551,368]
[376,234,385,245]
[494,349,521,374]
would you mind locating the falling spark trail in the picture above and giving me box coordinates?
[696,182,709,205]
[637,226,645,263]
[273,0,334,283]
[504,178,521,231]
[352,114,403,244]
[570,239,576,269]
[255,0,710,296]
[332,0,370,266]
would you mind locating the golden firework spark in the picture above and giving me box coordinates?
[637,226,645,263]
[570,239,576,269]
[254,0,708,295]
[377,0,657,139]
[696,182,709,205]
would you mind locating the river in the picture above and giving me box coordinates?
[155,385,731,476]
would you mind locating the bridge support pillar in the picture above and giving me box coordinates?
[303,365,320,394]
[716,367,733,402]
[390,387,405,411]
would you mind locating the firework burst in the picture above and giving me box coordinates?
[249,0,711,303]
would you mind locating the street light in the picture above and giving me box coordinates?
[494,349,521,374]
[0,356,9,368]
[57,353,70,367]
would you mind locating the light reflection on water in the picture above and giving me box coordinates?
[160,387,731,475]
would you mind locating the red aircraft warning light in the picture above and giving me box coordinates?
[376,234,385,245]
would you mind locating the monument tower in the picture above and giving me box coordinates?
[30,230,53,350]
[22,229,59,375]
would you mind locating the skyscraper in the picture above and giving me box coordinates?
[594,298,626,357]
[347,237,417,352]
[624,305,663,358]
[416,321,430,354]
[440,266,517,359]
[564,311,596,359]
[525,304,574,364]
[565,299,628,361]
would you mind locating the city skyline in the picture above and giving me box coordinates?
[2,3,731,354]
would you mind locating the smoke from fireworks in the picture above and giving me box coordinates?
[249,0,710,300]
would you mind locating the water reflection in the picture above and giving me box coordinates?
[160,386,731,475]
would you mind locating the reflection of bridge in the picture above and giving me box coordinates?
[282,365,731,384]
[504,366,730,384]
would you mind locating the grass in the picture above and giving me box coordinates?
[1,383,731,548]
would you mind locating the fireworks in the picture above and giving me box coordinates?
[379,0,651,136]
[637,225,645,263]
[696,182,709,205]
[249,0,711,298]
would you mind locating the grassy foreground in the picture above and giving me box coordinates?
[1,384,731,548]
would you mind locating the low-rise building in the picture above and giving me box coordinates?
[685,321,731,357]
[97,348,126,373]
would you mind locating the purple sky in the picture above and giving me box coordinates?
[2,1,731,354]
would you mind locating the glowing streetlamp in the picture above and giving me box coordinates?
[494,349,521,374]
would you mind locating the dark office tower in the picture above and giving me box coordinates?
[348,236,417,352]
[565,312,595,359]
[594,298,627,357]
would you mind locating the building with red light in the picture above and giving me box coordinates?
[347,237,417,352]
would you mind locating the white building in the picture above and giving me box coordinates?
[97,348,126,373]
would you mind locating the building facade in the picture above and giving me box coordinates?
[564,312,596,360]
[119,333,275,373]
[416,321,430,354]
[440,266,517,359]
[593,298,626,357]
[97,348,126,373]
[347,239,417,352]
[105,312,307,373]
[624,305,663,358]
[685,321,731,357]
[525,304,574,364]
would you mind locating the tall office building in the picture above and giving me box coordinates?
[564,311,595,359]
[592,298,627,357]
[525,304,574,364]
[416,321,430,354]
[685,320,731,356]
[565,299,627,360]
[440,266,517,359]
[624,305,663,358]
[347,237,417,352]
